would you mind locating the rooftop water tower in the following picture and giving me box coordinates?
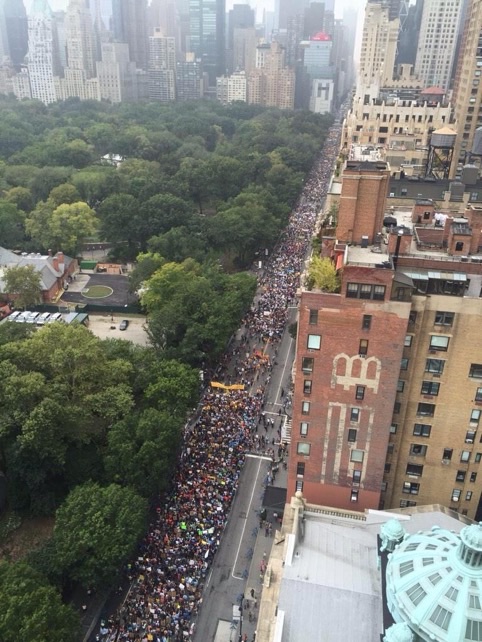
[425,126,456,180]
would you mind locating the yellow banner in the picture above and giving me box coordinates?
[210,382,245,390]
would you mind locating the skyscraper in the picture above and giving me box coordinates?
[188,0,225,85]
[65,0,96,77]
[148,29,176,101]
[451,0,482,173]
[414,0,463,92]
[0,0,28,68]
[112,0,149,70]
[27,0,57,103]
[356,0,400,102]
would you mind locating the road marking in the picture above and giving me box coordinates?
[245,454,272,461]
[231,458,262,580]
[274,342,293,402]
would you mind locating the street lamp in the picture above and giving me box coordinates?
[238,593,245,642]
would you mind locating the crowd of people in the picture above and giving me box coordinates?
[98,119,342,642]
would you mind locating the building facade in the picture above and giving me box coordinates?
[187,0,225,85]
[27,0,57,104]
[148,30,176,101]
[247,41,295,111]
[112,0,148,71]
[216,70,246,104]
[414,0,463,92]
[288,159,482,520]
[451,0,482,176]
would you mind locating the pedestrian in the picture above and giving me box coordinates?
[250,588,255,598]
[265,524,269,537]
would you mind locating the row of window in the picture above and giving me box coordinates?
[303,336,369,356]
[296,440,365,463]
[402,482,473,503]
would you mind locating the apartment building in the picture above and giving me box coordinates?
[288,160,482,520]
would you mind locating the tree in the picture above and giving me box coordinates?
[98,193,138,246]
[129,252,165,292]
[26,201,98,256]
[137,193,193,249]
[47,183,80,208]
[52,482,147,588]
[306,256,340,292]
[3,186,34,212]
[0,561,79,642]
[0,200,26,247]
[2,265,42,309]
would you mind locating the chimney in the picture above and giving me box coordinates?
[52,255,59,272]
[56,252,64,271]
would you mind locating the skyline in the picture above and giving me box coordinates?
[29,0,365,21]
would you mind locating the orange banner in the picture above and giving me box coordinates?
[210,382,245,391]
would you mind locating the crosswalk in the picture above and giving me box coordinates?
[281,417,292,444]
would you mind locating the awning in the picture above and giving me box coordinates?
[401,269,467,282]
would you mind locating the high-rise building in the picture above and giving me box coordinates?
[232,26,256,73]
[396,0,423,66]
[0,0,28,68]
[112,0,148,71]
[150,0,178,41]
[216,70,246,104]
[227,3,254,73]
[356,0,400,102]
[303,2,324,40]
[451,0,482,174]
[148,29,176,102]
[96,41,138,102]
[414,0,463,92]
[27,0,57,104]
[176,53,202,100]
[65,0,96,78]
[275,0,309,31]
[187,0,225,85]
[300,32,334,114]
[248,41,295,110]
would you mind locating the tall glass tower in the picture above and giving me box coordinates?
[0,0,28,67]
[188,0,225,85]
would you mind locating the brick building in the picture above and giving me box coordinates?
[288,159,482,519]
[0,247,76,303]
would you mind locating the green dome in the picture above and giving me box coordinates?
[386,525,482,641]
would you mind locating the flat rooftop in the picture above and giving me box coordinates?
[276,506,468,642]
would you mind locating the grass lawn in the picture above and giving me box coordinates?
[0,510,54,562]
[81,285,113,299]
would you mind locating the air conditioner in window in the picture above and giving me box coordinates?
[358,354,367,358]
[441,459,450,465]
[466,439,474,444]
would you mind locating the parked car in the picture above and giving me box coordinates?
[7,311,21,322]
[37,312,51,326]
[119,319,129,330]
[16,311,31,323]
[26,312,40,324]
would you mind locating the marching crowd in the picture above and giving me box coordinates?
[98,121,342,642]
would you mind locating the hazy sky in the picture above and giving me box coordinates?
[31,0,367,21]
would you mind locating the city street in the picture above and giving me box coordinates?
[192,310,296,642]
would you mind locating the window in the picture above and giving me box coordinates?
[461,450,471,462]
[466,431,476,444]
[417,403,435,417]
[409,311,417,325]
[451,489,461,502]
[353,470,362,483]
[435,311,454,326]
[406,463,423,476]
[430,336,450,351]
[350,489,359,502]
[471,409,481,424]
[410,444,427,456]
[397,380,405,393]
[421,381,440,396]
[476,388,482,402]
[302,357,314,373]
[425,359,445,375]
[404,335,413,347]
[466,491,473,501]
[350,449,364,463]
[362,315,372,330]
[469,364,482,379]
[430,605,452,631]
[414,423,431,437]
[407,583,427,606]
[359,339,369,356]
[401,358,409,370]
[393,402,401,414]
[384,463,391,473]
[443,448,453,461]
[301,401,310,415]
[307,334,321,350]
[476,453,482,463]
[309,309,318,325]
[296,462,305,476]
[350,408,360,422]
[356,386,365,400]
[297,442,311,455]
[400,500,417,508]
[456,470,466,482]
[390,423,398,434]
[346,283,385,300]
[300,422,309,436]
[403,481,420,494]
[470,472,477,482]
[295,480,303,492]
[303,380,312,394]
[348,429,357,442]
